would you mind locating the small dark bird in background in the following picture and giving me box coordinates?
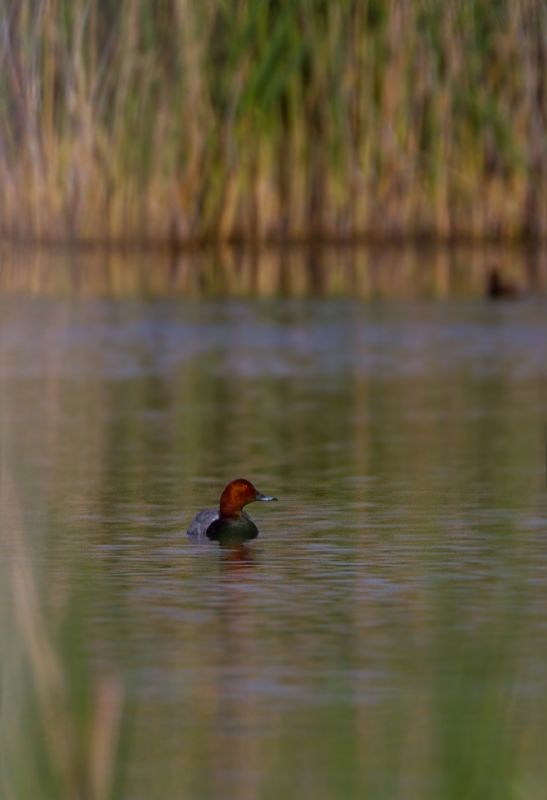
[486,267,521,299]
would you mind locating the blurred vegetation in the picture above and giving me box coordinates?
[0,0,546,245]
[0,470,127,800]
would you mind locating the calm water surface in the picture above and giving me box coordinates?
[1,280,547,799]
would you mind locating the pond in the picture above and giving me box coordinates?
[1,248,546,799]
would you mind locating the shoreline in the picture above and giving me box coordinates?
[2,232,547,256]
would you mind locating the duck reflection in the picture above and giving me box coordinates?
[205,542,262,799]
[219,543,258,571]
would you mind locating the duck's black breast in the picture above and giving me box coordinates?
[206,511,259,544]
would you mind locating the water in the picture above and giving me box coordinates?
[1,263,547,799]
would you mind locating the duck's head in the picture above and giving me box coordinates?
[219,478,277,517]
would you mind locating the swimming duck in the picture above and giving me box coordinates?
[486,268,521,299]
[187,478,277,544]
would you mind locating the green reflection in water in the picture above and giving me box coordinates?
[1,286,546,799]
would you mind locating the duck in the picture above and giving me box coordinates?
[187,478,278,544]
[486,268,521,299]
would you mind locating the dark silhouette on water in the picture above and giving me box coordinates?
[187,478,277,545]
[486,268,521,299]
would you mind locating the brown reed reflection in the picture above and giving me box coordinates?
[0,243,545,299]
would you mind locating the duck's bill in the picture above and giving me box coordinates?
[256,492,278,502]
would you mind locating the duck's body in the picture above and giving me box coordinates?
[487,268,521,299]
[187,478,277,545]
[206,510,259,543]
[186,508,220,540]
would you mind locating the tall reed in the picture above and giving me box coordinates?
[0,0,545,245]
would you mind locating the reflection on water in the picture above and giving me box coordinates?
[1,249,547,799]
[1,242,546,298]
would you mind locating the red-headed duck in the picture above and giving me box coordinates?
[187,478,278,544]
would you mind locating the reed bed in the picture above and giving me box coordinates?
[0,0,546,244]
